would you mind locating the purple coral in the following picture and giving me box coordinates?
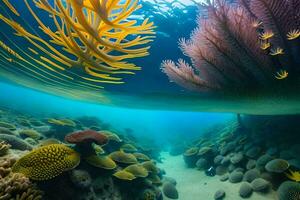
[162,0,300,93]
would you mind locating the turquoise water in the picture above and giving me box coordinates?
[0,82,233,142]
[0,0,299,199]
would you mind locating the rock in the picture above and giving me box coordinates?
[229,171,244,183]
[239,182,253,198]
[245,146,261,158]
[214,190,225,200]
[266,147,278,156]
[228,164,236,172]
[162,176,177,186]
[163,182,178,199]
[230,152,244,164]
[220,174,229,182]
[216,166,228,176]
[234,168,245,173]
[251,178,269,192]
[220,142,235,155]
[214,155,224,165]
[265,159,289,173]
[221,156,230,166]
[246,159,256,170]
[196,158,209,170]
[256,154,273,169]
[243,169,260,183]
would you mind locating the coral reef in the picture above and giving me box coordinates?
[65,130,108,146]
[85,155,117,170]
[0,108,164,200]
[0,134,32,150]
[0,121,16,131]
[19,129,42,140]
[12,144,80,180]
[0,173,43,200]
[0,140,11,156]
[161,0,300,98]
[109,150,138,165]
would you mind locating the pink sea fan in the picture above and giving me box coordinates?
[162,0,276,93]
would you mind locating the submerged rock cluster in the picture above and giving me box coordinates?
[179,116,300,200]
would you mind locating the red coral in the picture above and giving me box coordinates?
[65,130,108,145]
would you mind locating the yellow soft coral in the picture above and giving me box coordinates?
[285,169,300,182]
[12,144,80,180]
[0,0,155,89]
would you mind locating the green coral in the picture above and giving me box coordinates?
[0,134,32,150]
[0,121,16,131]
[19,129,41,140]
[12,144,80,180]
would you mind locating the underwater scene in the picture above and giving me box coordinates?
[0,0,300,199]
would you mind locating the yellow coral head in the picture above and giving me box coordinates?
[12,144,80,181]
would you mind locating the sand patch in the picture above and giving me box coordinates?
[159,152,277,200]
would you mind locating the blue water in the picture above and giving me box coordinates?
[0,82,233,143]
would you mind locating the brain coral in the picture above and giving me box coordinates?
[0,134,32,150]
[278,181,300,200]
[12,144,80,180]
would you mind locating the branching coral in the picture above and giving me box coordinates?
[161,0,300,94]
[0,0,155,100]
[0,173,43,200]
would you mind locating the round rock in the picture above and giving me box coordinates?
[239,182,253,198]
[251,178,269,192]
[214,189,225,200]
[229,171,244,183]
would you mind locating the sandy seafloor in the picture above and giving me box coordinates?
[158,153,278,200]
